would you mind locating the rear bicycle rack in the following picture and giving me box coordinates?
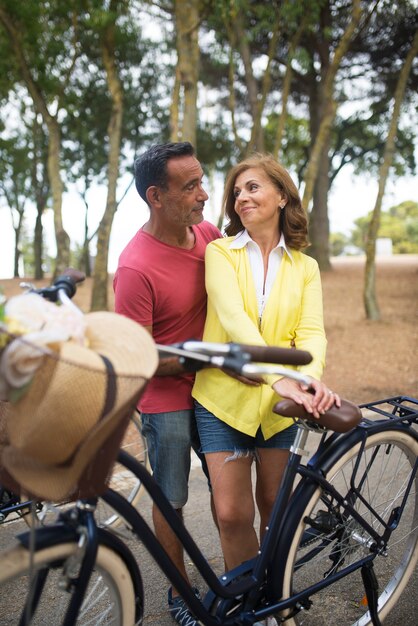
[359,396,418,425]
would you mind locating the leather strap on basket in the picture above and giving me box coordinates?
[74,354,124,499]
[99,354,117,418]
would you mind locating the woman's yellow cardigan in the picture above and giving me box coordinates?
[192,237,327,439]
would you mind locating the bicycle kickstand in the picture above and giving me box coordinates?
[361,562,382,626]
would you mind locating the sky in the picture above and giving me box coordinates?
[0,165,416,279]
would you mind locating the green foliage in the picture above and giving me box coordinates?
[265,112,310,166]
[330,107,417,183]
[1,0,417,279]
[330,232,349,257]
[0,137,32,198]
[0,1,89,104]
[18,222,51,276]
[350,201,418,253]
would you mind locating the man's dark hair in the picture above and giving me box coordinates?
[134,142,195,204]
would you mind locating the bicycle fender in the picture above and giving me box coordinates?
[17,522,78,549]
[306,420,417,476]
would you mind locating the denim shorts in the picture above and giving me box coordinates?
[194,401,298,454]
[141,409,209,509]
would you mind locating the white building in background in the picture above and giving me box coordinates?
[376,238,393,256]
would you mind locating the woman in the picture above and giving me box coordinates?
[192,153,340,572]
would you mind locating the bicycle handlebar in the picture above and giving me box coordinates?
[180,340,312,366]
[26,268,86,302]
[157,342,312,386]
[231,343,311,366]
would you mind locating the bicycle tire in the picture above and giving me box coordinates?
[0,491,42,527]
[95,410,149,528]
[0,539,137,624]
[279,427,418,625]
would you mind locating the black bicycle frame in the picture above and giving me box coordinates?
[101,412,418,626]
[15,398,417,626]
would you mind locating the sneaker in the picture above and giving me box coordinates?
[168,587,201,626]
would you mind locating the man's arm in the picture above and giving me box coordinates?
[115,268,186,376]
[142,325,187,377]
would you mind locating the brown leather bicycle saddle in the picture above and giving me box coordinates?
[273,397,362,433]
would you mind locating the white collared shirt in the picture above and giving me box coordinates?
[229,230,292,323]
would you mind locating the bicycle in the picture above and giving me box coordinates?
[0,271,149,530]
[0,326,416,624]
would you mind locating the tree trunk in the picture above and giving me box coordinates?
[303,98,337,212]
[13,215,23,278]
[31,116,47,280]
[232,12,261,152]
[82,206,92,278]
[34,209,44,280]
[274,19,306,159]
[225,22,243,154]
[0,7,70,276]
[173,0,200,146]
[364,29,418,320]
[302,0,362,212]
[308,146,331,269]
[170,65,181,141]
[245,14,280,155]
[91,1,124,312]
[48,122,70,275]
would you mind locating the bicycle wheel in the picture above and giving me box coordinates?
[0,490,42,527]
[0,539,137,624]
[280,427,418,625]
[95,410,149,528]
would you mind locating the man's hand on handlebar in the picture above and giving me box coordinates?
[179,356,262,385]
[221,367,263,386]
[156,341,314,388]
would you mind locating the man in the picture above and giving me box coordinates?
[113,142,221,626]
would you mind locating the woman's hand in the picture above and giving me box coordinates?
[272,376,341,419]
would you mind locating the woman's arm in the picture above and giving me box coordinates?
[204,242,267,346]
[292,259,327,381]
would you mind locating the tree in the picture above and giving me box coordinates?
[273,14,307,159]
[0,135,31,276]
[171,0,200,145]
[87,0,171,310]
[61,82,109,278]
[299,0,362,269]
[30,114,50,279]
[330,231,350,256]
[204,0,292,157]
[1,0,416,294]
[202,0,367,268]
[0,99,49,279]
[0,1,84,274]
[205,1,416,271]
[89,0,126,311]
[351,201,418,253]
[364,28,418,320]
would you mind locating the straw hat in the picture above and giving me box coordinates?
[0,312,158,501]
